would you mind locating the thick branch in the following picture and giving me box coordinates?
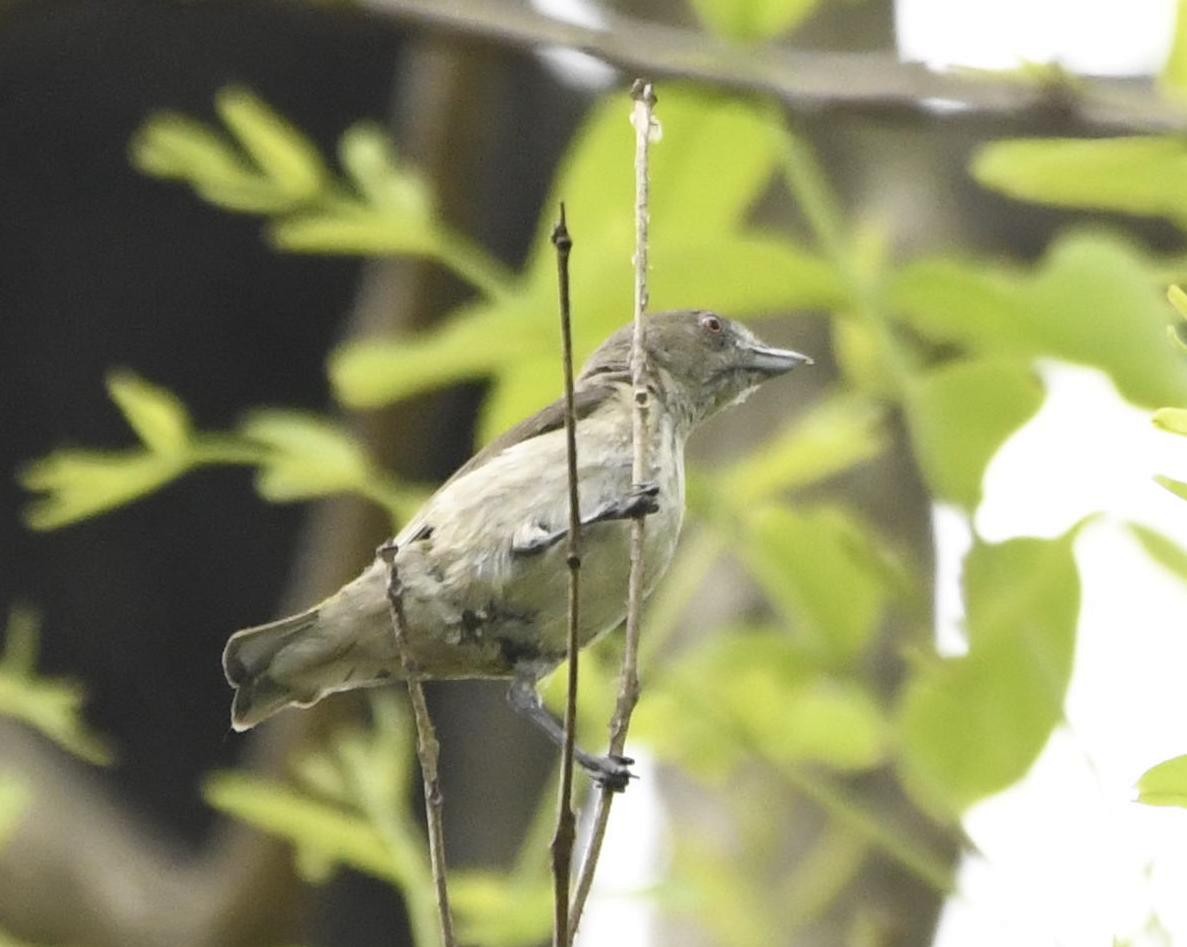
[361,0,1187,134]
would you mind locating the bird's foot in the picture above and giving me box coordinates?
[622,480,660,518]
[589,481,660,525]
[576,751,637,793]
[510,483,660,558]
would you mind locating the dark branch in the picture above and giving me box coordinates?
[360,0,1187,134]
[550,202,581,947]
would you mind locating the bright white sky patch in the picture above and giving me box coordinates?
[897,0,1176,75]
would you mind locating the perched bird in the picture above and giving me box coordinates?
[223,310,811,789]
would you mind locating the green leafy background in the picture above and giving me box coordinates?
[11,13,1187,940]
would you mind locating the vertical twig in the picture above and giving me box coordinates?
[378,542,456,947]
[550,203,581,947]
[568,78,658,938]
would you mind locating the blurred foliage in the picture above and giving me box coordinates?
[0,777,29,851]
[688,0,824,42]
[904,358,1042,508]
[1129,280,1187,798]
[206,693,554,946]
[969,108,1187,839]
[21,373,420,531]
[973,138,1187,228]
[0,607,111,947]
[0,606,112,766]
[18,4,1187,933]
[1129,523,1187,583]
[899,533,1080,817]
[1163,0,1187,97]
[1138,754,1187,807]
[205,695,448,945]
[328,88,842,436]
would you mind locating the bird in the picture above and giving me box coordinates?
[223,309,811,789]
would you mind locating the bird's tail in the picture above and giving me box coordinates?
[223,608,321,731]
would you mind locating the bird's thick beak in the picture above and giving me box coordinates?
[743,343,814,376]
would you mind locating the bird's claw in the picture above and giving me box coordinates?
[581,753,637,793]
[623,481,660,519]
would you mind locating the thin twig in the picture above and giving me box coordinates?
[378,542,456,947]
[568,78,658,938]
[549,203,581,947]
[360,0,1187,135]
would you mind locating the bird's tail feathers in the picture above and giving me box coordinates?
[223,609,320,731]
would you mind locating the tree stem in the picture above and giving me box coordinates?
[378,543,456,947]
[568,79,658,939]
[549,203,581,947]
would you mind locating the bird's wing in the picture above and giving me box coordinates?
[440,383,617,489]
[389,384,617,546]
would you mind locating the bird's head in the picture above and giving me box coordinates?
[579,310,812,429]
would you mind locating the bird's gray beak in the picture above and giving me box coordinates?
[743,343,814,376]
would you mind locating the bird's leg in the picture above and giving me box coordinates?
[507,672,635,792]
[511,481,660,557]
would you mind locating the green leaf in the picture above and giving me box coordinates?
[635,630,888,779]
[270,204,442,257]
[898,533,1080,815]
[0,775,30,848]
[832,317,898,397]
[191,178,299,214]
[1157,474,1187,501]
[0,926,43,947]
[1154,407,1187,435]
[0,608,113,765]
[892,232,1187,408]
[1164,0,1187,97]
[338,123,432,219]
[1137,754,1187,807]
[452,871,552,947]
[1129,523,1187,582]
[715,392,889,504]
[20,449,187,530]
[132,89,329,214]
[205,772,399,882]
[21,372,197,528]
[215,87,326,202]
[972,137,1187,228]
[239,410,375,502]
[130,114,254,184]
[1168,283,1187,320]
[130,112,295,214]
[106,371,192,455]
[689,0,823,41]
[739,505,902,663]
[329,300,540,409]
[904,358,1043,509]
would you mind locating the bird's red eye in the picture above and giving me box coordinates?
[701,314,722,334]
